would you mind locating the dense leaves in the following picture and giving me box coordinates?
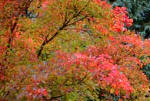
[111,0,150,95]
[0,0,150,101]
[111,0,150,39]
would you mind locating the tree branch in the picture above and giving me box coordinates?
[7,18,18,49]
[37,23,68,58]
[37,1,90,58]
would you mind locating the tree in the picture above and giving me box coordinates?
[111,0,150,92]
[111,0,150,39]
[0,0,150,101]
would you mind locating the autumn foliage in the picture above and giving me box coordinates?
[0,0,150,101]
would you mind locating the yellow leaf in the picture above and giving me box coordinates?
[110,88,114,94]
